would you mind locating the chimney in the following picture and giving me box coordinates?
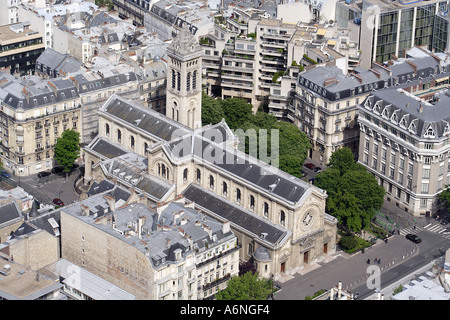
[81,204,90,216]
[137,215,145,238]
[203,224,213,239]
[351,72,363,83]
[103,195,116,212]
[337,281,342,299]
[222,220,230,234]
[66,9,71,29]
[323,77,337,87]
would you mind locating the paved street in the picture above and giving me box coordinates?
[10,168,82,207]
[275,235,418,300]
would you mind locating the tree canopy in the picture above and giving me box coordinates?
[201,95,311,178]
[201,92,225,126]
[314,147,385,232]
[54,129,80,176]
[215,272,273,300]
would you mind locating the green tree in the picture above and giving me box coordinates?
[220,97,253,130]
[201,92,225,126]
[438,185,450,210]
[215,272,273,300]
[54,129,80,179]
[315,147,385,232]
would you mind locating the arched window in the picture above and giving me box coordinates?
[117,129,122,143]
[187,72,191,91]
[130,135,135,149]
[209,175,214,189]
[196,168,201,182]
[177,71,181,91]
[183,168,188,181]
[105,123,110,136]
[144,142,149,155]
[280,210,286,226]
[222,182,228,196]
[264,202,269,217]
[236,188,241,203]
[250,195,255,210]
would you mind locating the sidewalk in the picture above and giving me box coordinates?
[378,200,433,229]
[275,234,417,300]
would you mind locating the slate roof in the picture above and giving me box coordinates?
[101,94,191,141]
[62,189,235,269]
[100,153,174,202]
[0,202,22,227]
[361,86,450,139]
[36,47,83,76]
[182,184,290,246]
[87,136,129,159]
[0,76,78,110]
[72,70,137,94]
[166,134,309,204]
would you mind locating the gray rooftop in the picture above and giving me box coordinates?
[61,189,235,269]
[183,183,290,246]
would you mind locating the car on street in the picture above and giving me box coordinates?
[37,171,51,178]
[440,217,450,225]
[0,169,11,178]
[304,163,316,170]
[313,167,322,172]
[405,233,422,243]
[53,198,64,206]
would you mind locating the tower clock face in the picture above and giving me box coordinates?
[302,212,315,227]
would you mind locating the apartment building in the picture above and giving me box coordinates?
[336,0,450,69]
[289,46,447,165]
[145,0,214,40]
[0,74,81,176]
[67,61,141,144]
[17,0,98,49]
[357,55,450,216]
[202,11,359,109]
[113,0,151,26]
[60,190,239,300]
[0,22,45,76]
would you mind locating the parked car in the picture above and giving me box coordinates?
[440,217,450,225]
[313,167,322,172]
[53,198,64,206]
[37,171,51,178]
[405,233,422,243]
[304,163,316,170]
[0,169,11,178]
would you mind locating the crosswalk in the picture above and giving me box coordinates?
[399,223,450,239]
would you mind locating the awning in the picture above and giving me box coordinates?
[327,40,337,46]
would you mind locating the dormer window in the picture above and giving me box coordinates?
[424,124,435,138]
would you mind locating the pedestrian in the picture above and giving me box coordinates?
[377,258,381,265]
[374,257,377,264]
[367,258,370,264]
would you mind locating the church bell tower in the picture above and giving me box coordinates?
[166,22,203,129]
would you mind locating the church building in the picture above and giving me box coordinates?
[81,23,338,281]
